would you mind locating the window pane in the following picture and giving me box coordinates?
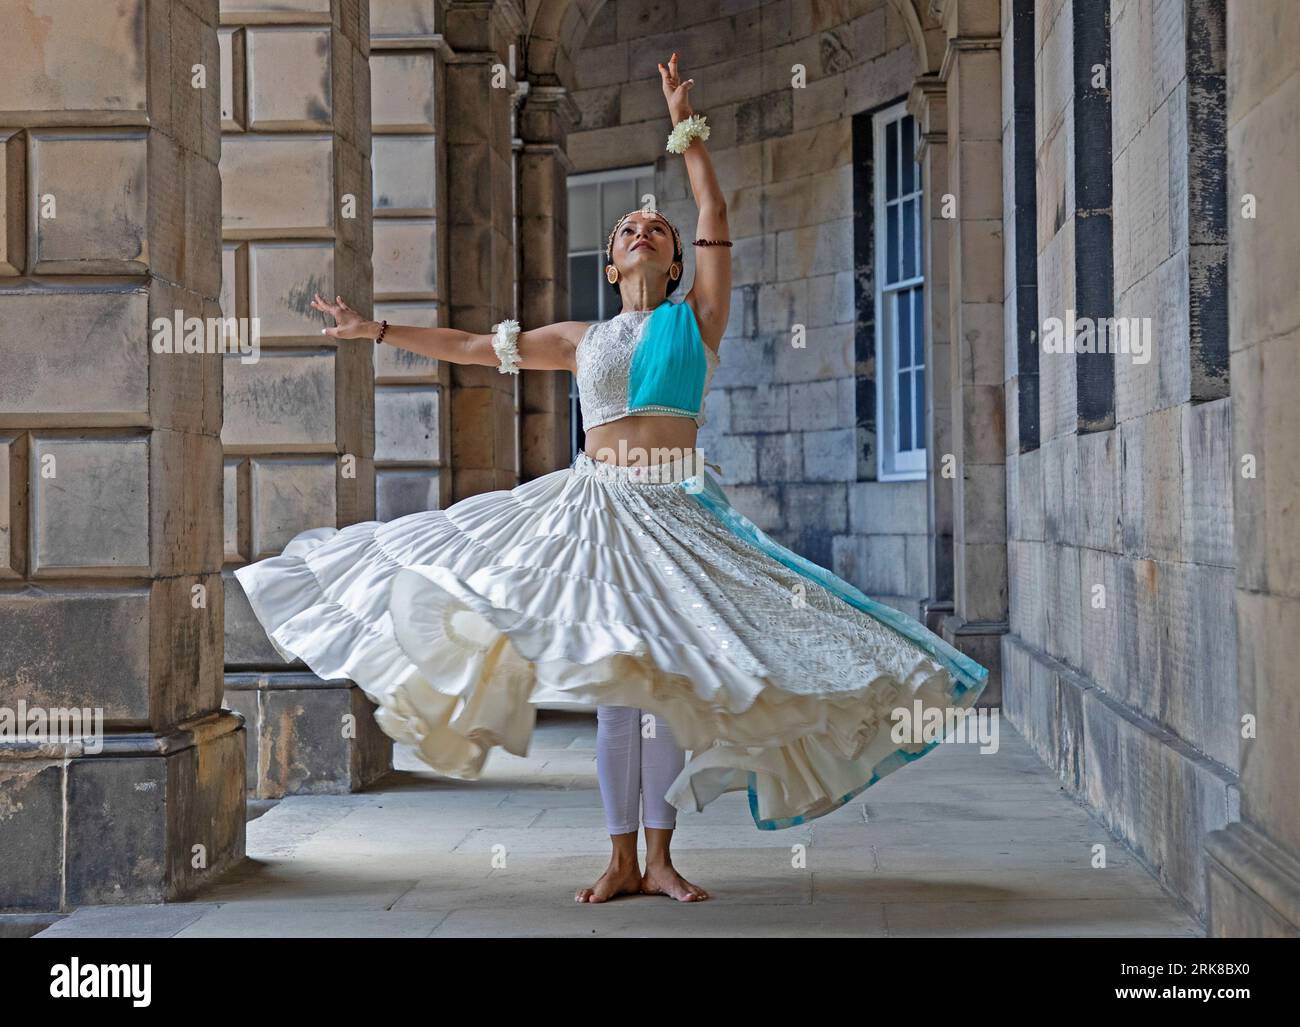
[885,118,898,200]
[913,287,925,366]
[903,197,917,279]
[569,253,598,320]
[601,178,636,241]
[899,368,913,452]
[569,183,599,251]
[886,204,898,284]
[901,116,915,194]
[914,367,926,451]
[897,290,912,371]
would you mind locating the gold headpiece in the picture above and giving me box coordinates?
[605,208,682,262]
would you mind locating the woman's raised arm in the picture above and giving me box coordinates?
[658,53,731,353]
[310,293,584,373]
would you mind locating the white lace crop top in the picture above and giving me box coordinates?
[574,299,720,431]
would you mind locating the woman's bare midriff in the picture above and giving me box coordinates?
[583,415,703,466]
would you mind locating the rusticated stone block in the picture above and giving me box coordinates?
[248,457,336,557]
[0,433,25,578]
[1043,542,1082,671]
[1079,685,1235,919]
[1077,428,1121,551]
[961,462,1008,546]
[375,386,440,464]
[1040,433,1079,545]
[376,469,444,518]
[223,457,241,562]
[1079,546,1122,693]
[773,322,853,385]
[0,0,148,115]
[65,724,247,905]
[245,240,334,338]
[151,428,225,576]
[373,218,438,298]
[832,532,907,596]
[373,303,442,381]
[30,435,150,576]
[218,27,245,131]
[151,570,226,724]
[148,280,225,436]
[955,540,1009,624]
[0,589,151,721]
[372,135,439,213]
[222,568,294,665]
[371,51,438,132]
[220,0,331,18]
[1015,446,1045,541]
[370,0,440,37]
[220,135,335,236]
[0,761,64,913]
[707,433,757,484]
[222,350,337,447]
[1120,406,1184,561]
[1007,539,1045,648]
[29,131,148,275]
[848,479,925,534]
[727,384,788,433]
[257,686,350,796]
[246,27,333,131]
[0,130,24,275]
[802,427,855,482]
[757,432,801,481]
[1181,396,1232,567]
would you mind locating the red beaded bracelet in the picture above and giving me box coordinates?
[375,319,388,344]
[693,239,732,246]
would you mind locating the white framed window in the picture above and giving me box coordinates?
[566,165,656,459]
[873,101,926,480]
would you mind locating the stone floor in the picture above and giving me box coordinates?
[36,711,1203,938]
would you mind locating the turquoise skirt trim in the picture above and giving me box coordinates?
[678,468,991,830]
[626,299,708,418]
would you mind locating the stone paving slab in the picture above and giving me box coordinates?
[35,713,1204,938]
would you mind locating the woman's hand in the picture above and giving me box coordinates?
[311,293,378,340]
[658,52,695,124]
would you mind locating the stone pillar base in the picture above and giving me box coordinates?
[920,598,954,636]
[1205,821,1300,937]
[0,711,246,913]
[941,616,1004,706]
[224,674,392,799]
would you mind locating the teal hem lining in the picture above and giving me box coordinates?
[677,469,991,830]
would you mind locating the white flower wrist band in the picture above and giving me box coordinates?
[666,113,709,154]
[491,319,521,375]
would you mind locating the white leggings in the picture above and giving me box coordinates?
[595,705,685,834]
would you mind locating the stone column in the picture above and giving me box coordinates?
[519,85,579,480]
[937,0,1007,699]
[0,0,244,911]
[220,0,388,797]
[444,0,524,500]
[1204,0,1300,936]
[370,0,453,515]
[910,76,954,635]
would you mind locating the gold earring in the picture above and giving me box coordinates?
[606,265,619,284]
[668,262,681,281]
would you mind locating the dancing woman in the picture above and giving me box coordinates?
[235,54,988,904]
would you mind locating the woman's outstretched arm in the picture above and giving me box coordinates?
[310,293,583,372]
[659,53,731,353]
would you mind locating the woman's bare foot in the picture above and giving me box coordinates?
[641,858,709,902]
[575,857,643,903]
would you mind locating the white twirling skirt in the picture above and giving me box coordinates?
[233,448,988,829]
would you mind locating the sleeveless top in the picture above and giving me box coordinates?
[574,298,720,430]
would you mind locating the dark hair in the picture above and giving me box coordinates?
[605,219,684,298]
